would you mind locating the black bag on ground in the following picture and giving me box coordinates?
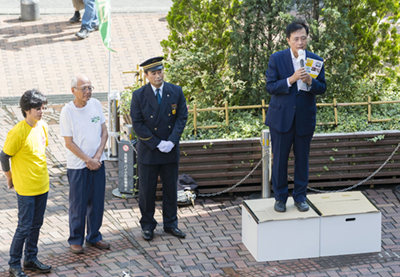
[177,174,198,206]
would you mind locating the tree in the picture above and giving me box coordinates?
[163,48,246,107]
[161,0,241,106]
[348,0,400,82]
[229,0,293,105]
[295,0,400,101]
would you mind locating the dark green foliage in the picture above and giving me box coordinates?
[181,110,266,140]
[159,0,400,140]
[295,0,400,101]
[161,0,241,106]
[228,0,293,105]
[348,0,400,79]
[163,47,246,107]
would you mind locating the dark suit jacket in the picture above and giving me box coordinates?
[265,48,327,135]
[130,82,188,165]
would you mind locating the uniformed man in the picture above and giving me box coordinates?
[130,57,188,241]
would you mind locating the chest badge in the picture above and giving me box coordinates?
[171,104,177,115]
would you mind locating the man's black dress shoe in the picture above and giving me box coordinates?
[294,201,310,212]
[164,228,186,238]
[9,267,27,277]
[142,230,154,241]
[23,260,51,273]
[274,200,286,212]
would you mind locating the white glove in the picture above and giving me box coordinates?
[157,140,168,152]
[163,141,175,153]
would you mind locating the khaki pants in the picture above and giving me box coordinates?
[72,0,84,11]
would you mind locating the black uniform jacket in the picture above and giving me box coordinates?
[130,82,188,165]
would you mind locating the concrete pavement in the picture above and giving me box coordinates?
[0,13,168,98]
[0,99,399,277]
[0,0,173,15]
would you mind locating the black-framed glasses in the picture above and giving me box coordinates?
[74,86,94,92]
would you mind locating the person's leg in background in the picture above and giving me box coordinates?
[76,0,99,39]
[70,0,84,23]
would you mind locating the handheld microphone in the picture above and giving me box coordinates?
[297,49,305,67]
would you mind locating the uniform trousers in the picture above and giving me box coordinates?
[67,162,105,246]
[270,119,313,203]
[138,162,178,231]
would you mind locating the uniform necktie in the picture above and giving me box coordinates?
[156,88,161,105]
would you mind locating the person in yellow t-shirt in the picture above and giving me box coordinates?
[0,90,52,277]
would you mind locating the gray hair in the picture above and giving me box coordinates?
[71,76,78,88]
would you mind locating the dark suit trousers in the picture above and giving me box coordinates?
[138,162,178,231]
[270,119,313,203]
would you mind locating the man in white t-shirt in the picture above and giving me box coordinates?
[60,74,110,254]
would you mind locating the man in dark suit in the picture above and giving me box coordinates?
[265,21,327,213]
[130,57,188,240]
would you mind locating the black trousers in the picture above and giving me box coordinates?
[138,162,178,231]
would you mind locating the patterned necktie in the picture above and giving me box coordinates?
[156,88,161,105]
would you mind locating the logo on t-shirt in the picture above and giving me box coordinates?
[41,137,46,146]
[91,116,100,123]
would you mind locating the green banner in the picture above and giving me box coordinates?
[95,0,116,52]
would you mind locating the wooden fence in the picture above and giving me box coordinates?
[122,68,400,133]
[122,70,400,195]
[155,130,400,196]
[190,97,400,135]
[123,65,147,89]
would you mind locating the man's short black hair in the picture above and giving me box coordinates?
[20,89,48,118]
[286,20,309,38]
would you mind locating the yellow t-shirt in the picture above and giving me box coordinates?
[3,120,49,196]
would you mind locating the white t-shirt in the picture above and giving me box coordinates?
[60,98,106,169]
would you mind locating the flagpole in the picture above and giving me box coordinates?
[108,10,112,161]
[107,0,111,160]
[108,0,111,96]
[96,0,117,160]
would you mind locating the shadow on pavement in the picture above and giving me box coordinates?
[0,18,80,51]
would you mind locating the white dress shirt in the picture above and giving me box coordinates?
[151,82,164,98]
[286,48,306,91]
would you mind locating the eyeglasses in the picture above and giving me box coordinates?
[74,86,94,92]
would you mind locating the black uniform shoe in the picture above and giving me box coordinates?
[142,230,153,241]
[23,260,51,273]
[274,200,286,212]
[294,201,310,212]
[9,267,27,277]
[75,27,90,39]
[164,228,186,238]
[69,11,81,23]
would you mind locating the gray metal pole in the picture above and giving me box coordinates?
[21,0,40,21]
[110,99,119,157]
[261,129,272,198]
[107,90,120,161]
